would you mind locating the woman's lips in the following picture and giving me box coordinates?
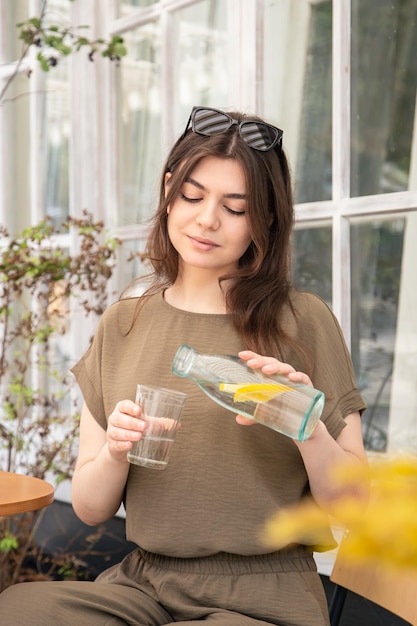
[189,236,220,251]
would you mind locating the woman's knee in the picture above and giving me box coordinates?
[0,582,54,620]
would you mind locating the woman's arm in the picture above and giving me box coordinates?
[293,411,368,507]
[236,350,368,509]
[71,399,145,526]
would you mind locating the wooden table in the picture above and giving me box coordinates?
[0,471,54,516]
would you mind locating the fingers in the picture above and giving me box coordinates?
[287,370,313,386]
[238,350,313,386]
[238,350,295,376]
[235,414,256,427]
[107,400,146,459]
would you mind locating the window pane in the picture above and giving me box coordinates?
[351,0,417,196]
[1,0,70,232]
[351,216,417,453]
[43,60,70,228]
[117,0,158,16]
[172,0,229,128]
[1,74,30,232]
[263,0,332,203]
[118,0,228,226]
[119,21,162,225]
[292,225,332,305]
[1,1,29,231]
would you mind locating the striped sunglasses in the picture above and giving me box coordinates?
[181,106,283,152]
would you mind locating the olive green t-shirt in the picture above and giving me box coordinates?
[71,290,365,557]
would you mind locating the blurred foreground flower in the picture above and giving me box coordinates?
[263,455,417,570]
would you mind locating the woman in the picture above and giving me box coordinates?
[0,106,367,625]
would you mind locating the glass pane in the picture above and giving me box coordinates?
[262,0,332,203]
[1,1,30,232]
[43,60,70,228]
[351,215,417,454]
[292,225,332,306]
[40,1,71,228]
[119,21,162,225]
[117,0,158,17]
[351,0,417,196]
[1,73,30,233]
[1,0,22,62]
[172,0,229,130]
[118,0,228,226]
[0,1,70,232]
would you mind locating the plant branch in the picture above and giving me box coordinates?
[1,0,127,107]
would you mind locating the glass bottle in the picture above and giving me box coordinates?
[171,344,325,441]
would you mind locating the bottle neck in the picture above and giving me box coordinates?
[171,344,196,378]
[172,345,220,383]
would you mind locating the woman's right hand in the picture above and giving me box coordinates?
[73,400,145,525]
[106,400,146,462]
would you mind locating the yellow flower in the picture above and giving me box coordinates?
[263,499,333,550]
[263,455,417,570]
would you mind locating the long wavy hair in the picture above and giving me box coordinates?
[122,109,296,357]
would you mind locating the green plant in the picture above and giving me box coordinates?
[0,0,127,104]
[0,0,130,591]
[0,213,122,591]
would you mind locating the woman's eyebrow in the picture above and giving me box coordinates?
[185,176,247,200]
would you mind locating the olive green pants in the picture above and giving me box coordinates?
[0,547,330,625]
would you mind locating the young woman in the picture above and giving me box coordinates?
[0,106,367,625]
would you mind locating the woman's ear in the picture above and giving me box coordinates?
[164,172,172,198]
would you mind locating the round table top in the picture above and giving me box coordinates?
[0,471,54,516]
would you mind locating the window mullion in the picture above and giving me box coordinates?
[28,0,44,226]
[332,0,350,200]
[332,0,351,344]
[161,9,175,155]
[227,0,258,111]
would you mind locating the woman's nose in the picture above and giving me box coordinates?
[195,202,220,229]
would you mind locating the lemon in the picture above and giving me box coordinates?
[219,382,292,403]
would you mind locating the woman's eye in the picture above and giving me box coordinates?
[225,206,246,216]
[180,193,201,203]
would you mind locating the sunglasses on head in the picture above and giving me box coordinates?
[181,106,283,152]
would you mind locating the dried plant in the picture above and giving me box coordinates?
[0,213,122,591]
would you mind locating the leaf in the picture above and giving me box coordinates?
[113,43,127,58]
[0,533,19,554]
[28,17,41,28]
[36,52,50,72]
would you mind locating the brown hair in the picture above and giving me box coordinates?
[123,110,296,357]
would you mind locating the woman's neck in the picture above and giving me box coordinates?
[164,275,229,314]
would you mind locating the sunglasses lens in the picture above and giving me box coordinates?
[240,122,279,151]
[193,108,232,136]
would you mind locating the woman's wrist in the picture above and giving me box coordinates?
[295,419,327,446]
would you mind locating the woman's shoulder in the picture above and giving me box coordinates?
[100,294,140,321]
[288,288,334,321]
[98,291,163,332]
[285,289,348,347]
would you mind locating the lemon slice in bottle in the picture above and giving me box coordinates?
[219,382,292,403]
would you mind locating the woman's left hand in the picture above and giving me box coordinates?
[235,350,313,426]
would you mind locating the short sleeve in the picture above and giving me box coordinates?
[283,292,366,440]
[71,315,107,430]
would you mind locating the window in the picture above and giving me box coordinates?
[351,0,417,197]
[118,1,229,227]
[0,0,70,231]
[2,0,417,458]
